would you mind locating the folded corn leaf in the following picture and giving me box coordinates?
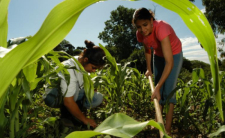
[66,113,170,138]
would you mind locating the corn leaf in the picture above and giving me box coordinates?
[192,68,205,84]
[23,62,38,83]
[66,113,170,138]
[99,43,118,75]
[151,0,223,121]
[0,0,100,105]
[0,0,10,48]
[0,90,8,138]
[208,125,225,137]
[0,16,8,48]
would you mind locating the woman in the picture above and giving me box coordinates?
[60,40,106,128]
[132,8,183,135]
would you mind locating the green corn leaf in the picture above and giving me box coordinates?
[23,61,38,83]
[67,55,94,103]
[99,43,118,75]
[192,68,205,84]
[0,0,10,48]
[66,113,170,138]
[66,131,102,138]
[0,0,10,26]
[181,87,189,110]
[11,77,17,87]
[10,97,25,122]
[203,80,213,97]
[43,117,58,127]
[0,16,8,48]
[0,90,8,138]
[22,76,32,103]
[89,77,95,103]
[94,76,111,86]
[0,0,101,105]
[38,57,52,75]
[208,125,225,137]
[10,85,21,112]
[151,0,223,121]
[30,78,43,90]
[219,71,225,83]
[83,74,94,104]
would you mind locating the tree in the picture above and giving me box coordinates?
[182,57,192,72]
[189,0,225,34]
[202,0,225,34]
[220,59,225,71]
[201,0,225,69]
[190,0,225,57]
[218,38,225,59]
[98,6,142,62]
[127,48,147,73]
[53,39,82,61]
[54,39,76,55]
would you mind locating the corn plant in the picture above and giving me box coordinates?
[173,68,224,137]
[93,62,137,112]
[92,44,151,114]
[2,51,67,137]
[125,68,151,106]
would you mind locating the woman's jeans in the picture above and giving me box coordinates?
[153,52,183,105]
[76,89,103,109]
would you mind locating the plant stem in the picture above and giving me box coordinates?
[9,116,15,138]
[15,111,19,134]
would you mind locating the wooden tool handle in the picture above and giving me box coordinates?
[148,76,165,138]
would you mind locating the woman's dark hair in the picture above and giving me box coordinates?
[132,7,155,26]
[79,40,106,67]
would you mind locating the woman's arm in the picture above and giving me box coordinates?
[64,96,97,128]
[61,68,97,128]
[151,36,173,101]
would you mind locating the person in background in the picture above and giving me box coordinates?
[132,7,183,135]
[60,40,106,128]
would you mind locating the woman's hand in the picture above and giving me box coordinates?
[145,70,153,77]
[64,97,97,128]
[84,118,97,128]
[151,85,161,101]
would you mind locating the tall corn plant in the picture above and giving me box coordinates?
[2,49,77,138]
[0,0,100,108]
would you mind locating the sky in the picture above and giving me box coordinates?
[7,0,225,64]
